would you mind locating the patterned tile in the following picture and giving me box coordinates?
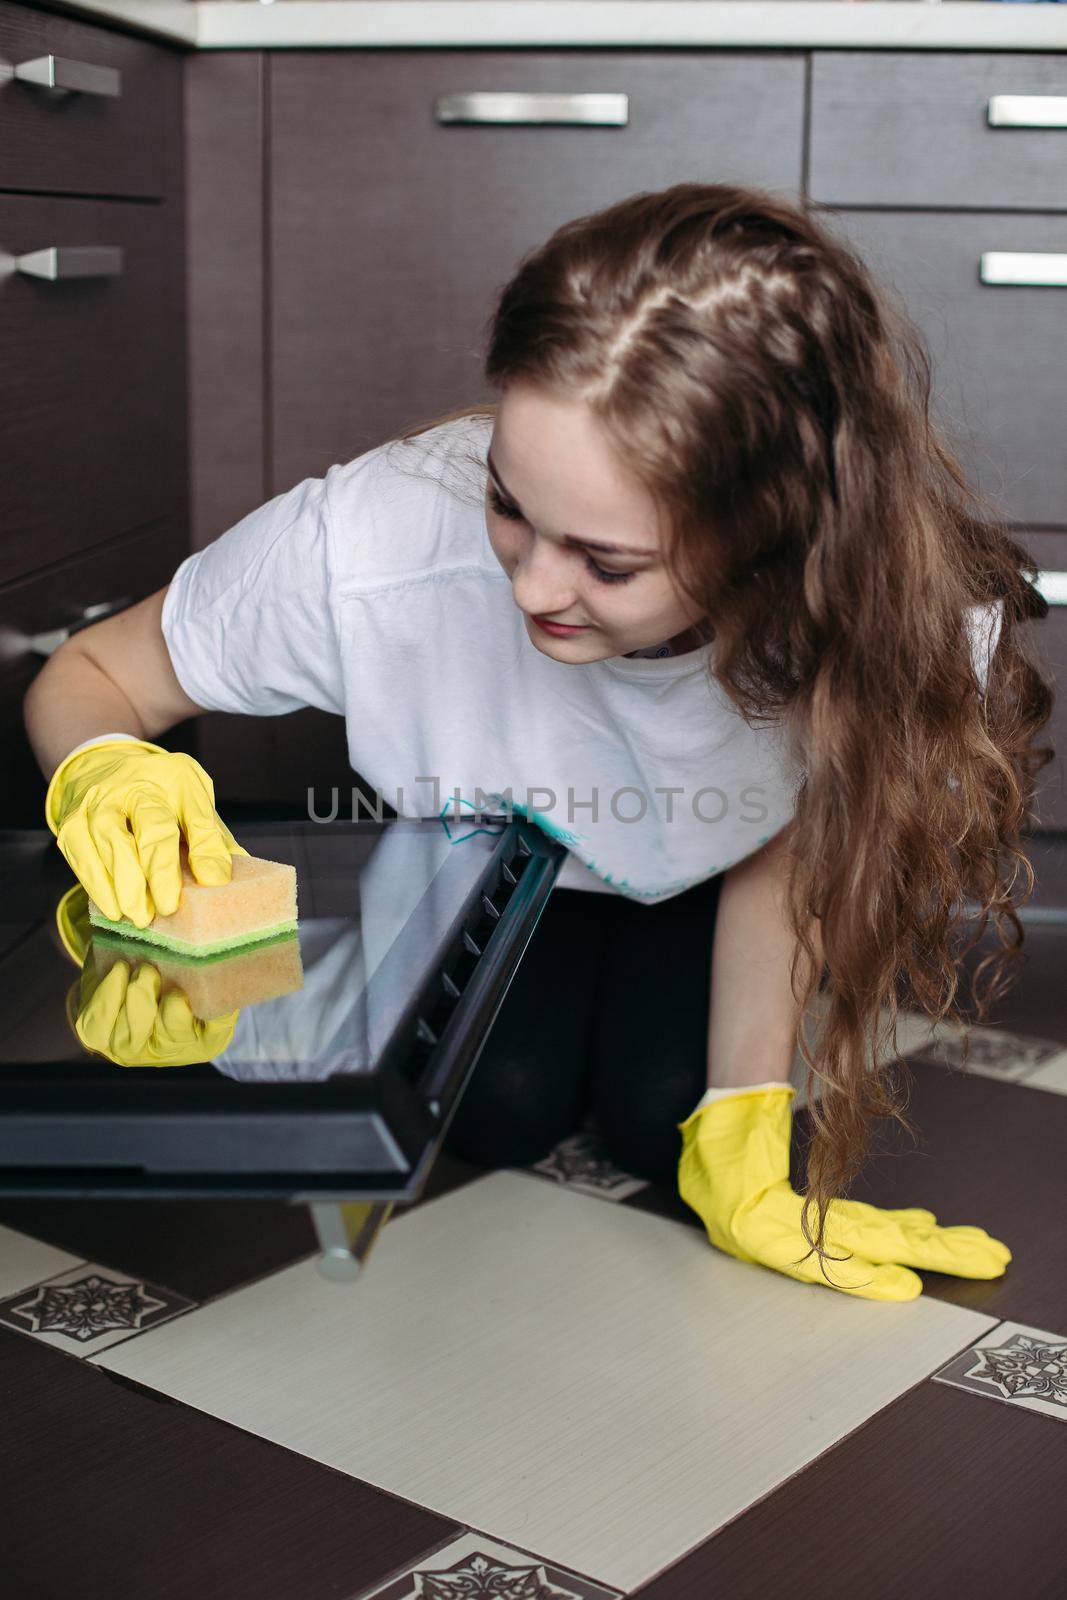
[357,1530,621,1600]
[0,1261,195,1356]
[917,1025,1067,1084]
[527,1115,649,1201]
[933,1320,1067,1423]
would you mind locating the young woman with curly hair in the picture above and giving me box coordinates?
[30,182,1054,1302]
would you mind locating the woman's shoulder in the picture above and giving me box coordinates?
[325,413,496,591]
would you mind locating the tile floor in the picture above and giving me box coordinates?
[0,848,1065,1598]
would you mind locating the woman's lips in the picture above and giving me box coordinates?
[531,614,588,637]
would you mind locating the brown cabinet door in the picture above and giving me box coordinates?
[268,49,806,492]
[0,191,187,586]
[810,51,1067,212]
[813,208,1067,530]
[0,0,180,200]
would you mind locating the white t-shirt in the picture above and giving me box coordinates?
[159,415,1003,905]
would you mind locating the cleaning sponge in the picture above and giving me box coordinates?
[90,927,305,1018]
[86,849,299,959]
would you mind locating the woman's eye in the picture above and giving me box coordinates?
[587,559,636,586]
[487,484,523,522]
[488,482,636,585]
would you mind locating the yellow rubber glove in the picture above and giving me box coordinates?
[54,883,94,967]
[677,1084,1012,1302]
[45,738,248,930]
[69,955,239,1069]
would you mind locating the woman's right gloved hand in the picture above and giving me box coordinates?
[45,737,248,930]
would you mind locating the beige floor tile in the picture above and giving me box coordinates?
[95,1170,995,1591]
[0,1222,83,1299]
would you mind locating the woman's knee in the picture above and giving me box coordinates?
[443,1040,582,1168]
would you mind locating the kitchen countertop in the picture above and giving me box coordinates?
[30,1,1067,52]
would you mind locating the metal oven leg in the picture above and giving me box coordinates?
[310,1200,395,1281]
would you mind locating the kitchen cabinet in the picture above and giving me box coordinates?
[0,0,180,200]
[812,208,1067,530]
[2,0,191,825]
[0,191,186,586]
[809,51,1067,212]
[268,49,806,489]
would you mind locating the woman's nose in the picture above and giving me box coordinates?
[511,539,578,617]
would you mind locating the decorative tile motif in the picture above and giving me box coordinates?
[0,1262,195,1356]
[933,1320,1067,1423]
[358,1530,621,1600]
[918,1025,1065,1084]
[527,1116,648,1201]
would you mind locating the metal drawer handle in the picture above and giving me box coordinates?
[434,92,628,126]
[1035,572,1067,608]
[987,95,1067,129]
[980,252,1067,287]
[13,53,121,98]
[29,598,134,658]
[14,247,123,281]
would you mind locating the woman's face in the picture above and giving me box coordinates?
[485,384,707,663]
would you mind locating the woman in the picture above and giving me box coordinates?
[26,183,1053,1303]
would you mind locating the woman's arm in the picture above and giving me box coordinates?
[706,821,823,1091]
[23,585,207,780]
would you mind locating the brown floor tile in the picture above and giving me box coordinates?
[846,1057,1067,1330]
[627,1376,1067,1600]
[0,1326,459,1600]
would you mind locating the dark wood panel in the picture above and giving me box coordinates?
[814,208,1067,530]
[0,1326,460,1600]
[269,48,805,490]
[0,190,188,585]
[810,51,1067,211]
[1,512,191,828]
[184,49,266,554]
[0,0,180,200]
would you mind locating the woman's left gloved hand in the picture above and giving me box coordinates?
[677,1082,1012,1302]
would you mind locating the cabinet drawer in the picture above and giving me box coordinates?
[2,512,188,828]
[270,48,806,489]
[0,0,179,200]
[810,52,1067,211]
[0,191,187,587]
[815,209,1067,530]
[1017,532,1067,833]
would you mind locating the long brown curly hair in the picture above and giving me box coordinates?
[392,182,1055,1274]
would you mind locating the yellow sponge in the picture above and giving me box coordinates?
[87,849,299,959]
[90,928,305,1019]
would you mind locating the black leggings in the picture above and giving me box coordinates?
[442,871,725,1189]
